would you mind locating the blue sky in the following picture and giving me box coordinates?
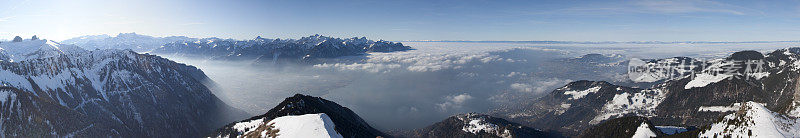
[2,0,800,41]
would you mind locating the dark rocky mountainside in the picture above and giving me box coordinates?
[397,113,555,138]
[491,48,800,137]
[0,40,248,137]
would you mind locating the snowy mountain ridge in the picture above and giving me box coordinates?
[0,39,247,137]
[699,101,800,138]
[223,113,343,138]
[152,34,411,62]
[60,32,196,53]
[0,39,85,62]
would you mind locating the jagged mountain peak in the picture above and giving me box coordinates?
[153,35,410,61]
[61,33,196,53]
[116,32,150,38]
[0,39,87,62]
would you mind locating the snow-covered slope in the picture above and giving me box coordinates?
[0,39,247,137]
[224,113,343,138]
[631,123,658,138]
[212,94,385,138]
[699,101,800,138]
[490,80,665,136]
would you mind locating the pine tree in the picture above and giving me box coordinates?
[31,35,39,40]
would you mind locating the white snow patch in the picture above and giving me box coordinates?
[231,118,265,134]
[269,113,342,138]
[631,122,657,138]
[458,114,512,138]
[684,73,731,89]
[789,102,800,118]
[747,72,770,80]
[0,89,15,104]
[563,86,601,100]
[592,89,666,124]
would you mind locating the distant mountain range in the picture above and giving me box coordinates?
[60,33,196,53]
[58,33,412,62]
[152,34,411,62]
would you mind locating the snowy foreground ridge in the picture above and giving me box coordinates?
[699,102,800,138]
[224,113,343,138]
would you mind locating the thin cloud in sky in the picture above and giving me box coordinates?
[180,22,206,26]
[633,0,756,15]
[0,16,14,22]
[520,0,761,16]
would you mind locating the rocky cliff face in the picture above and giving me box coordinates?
[0,40,247,137]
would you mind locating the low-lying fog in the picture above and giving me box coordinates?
[161,41,800,130]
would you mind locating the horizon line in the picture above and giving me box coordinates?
[5,33,800,44]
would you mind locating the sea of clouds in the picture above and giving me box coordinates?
[164,41,800,130]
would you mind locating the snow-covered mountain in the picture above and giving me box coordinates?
[0,39,247,137]
[0,39,85,62]
[491,48,800,137]
[60,33,196,53]
[152,34,411,62]
[212,94,385,138]
[396,113,554,138]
